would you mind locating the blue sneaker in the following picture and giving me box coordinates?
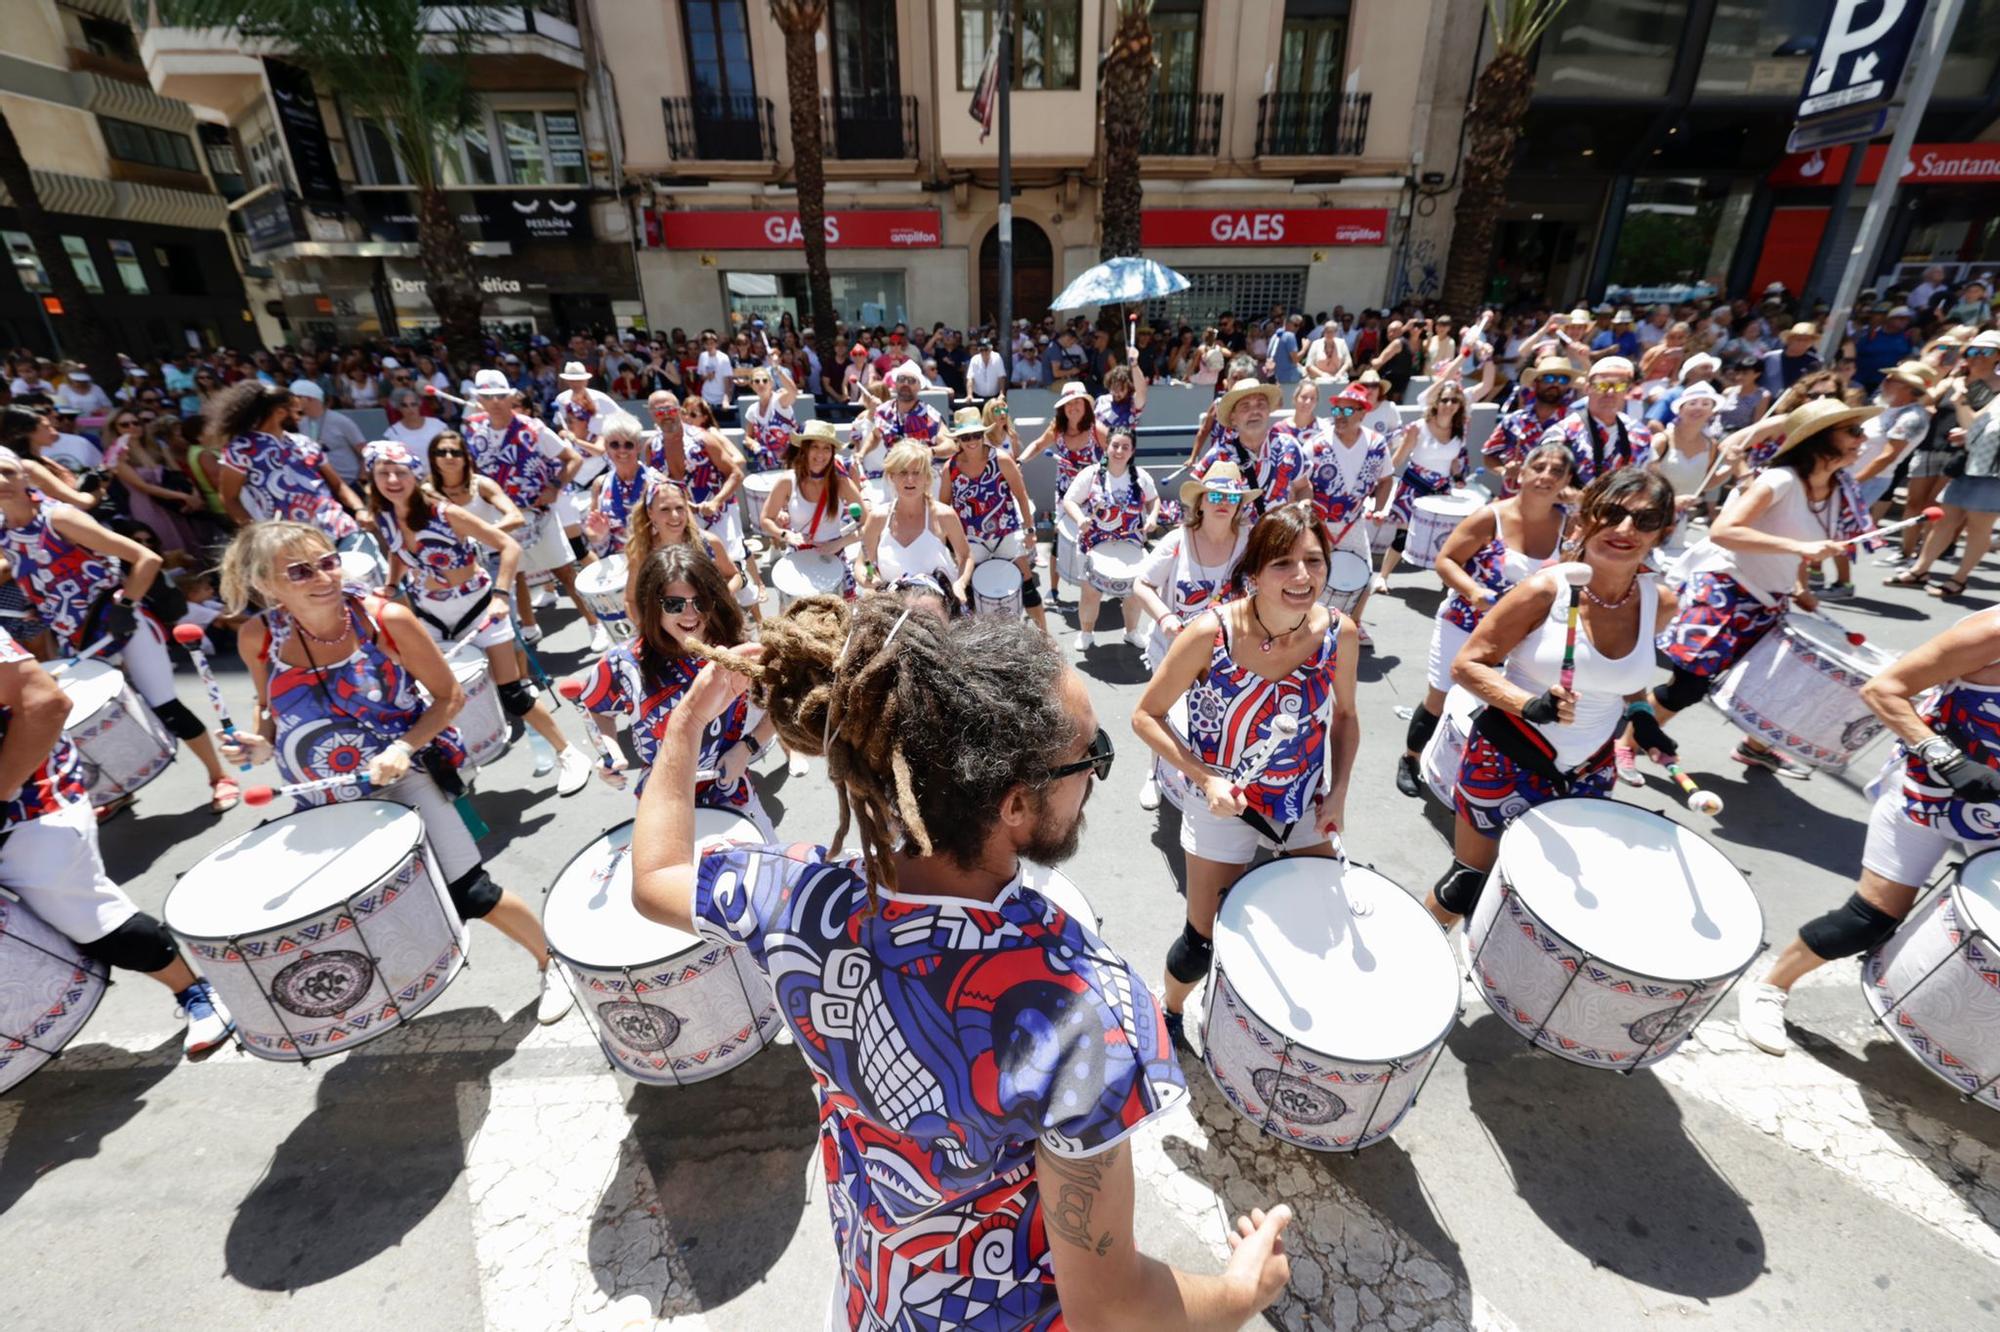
[176,980,235,1056]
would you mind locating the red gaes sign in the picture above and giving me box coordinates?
[651,209,943,249]
[1769,142,2000,188]
[1140,208,1389,247]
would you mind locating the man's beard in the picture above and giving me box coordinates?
[1535,385,1567,406]
[1020,788,1087,866]
[896,389,916,405]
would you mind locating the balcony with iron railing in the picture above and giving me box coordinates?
[663,94,777,164]
[1255,91,1370,159]
[1140,91,1223,157]
[819,93,918,161]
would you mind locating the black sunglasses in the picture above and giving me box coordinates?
[433,447,466,458]
[1044,726,1114,782]
[659,594,704,615]
[1592,503,1672,534]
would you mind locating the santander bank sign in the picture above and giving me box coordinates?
[1142,208,1389,247]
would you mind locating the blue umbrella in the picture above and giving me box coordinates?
[1049,256,1190,311]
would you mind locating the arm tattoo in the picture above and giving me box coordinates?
[1040,1143,1122,1258]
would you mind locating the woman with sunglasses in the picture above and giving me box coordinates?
[1398,440,1575,801]
[104,410,202,552]
[1426,469,1677,928]
[1064,428,1158,653]
[428,430,523,542]
[739,363,799,472]
[0,449,238,809]
[1018,384,1104,550]
[583,413,660,560]
[1373,368,1471,588]
[1133,502,1359,1040]
[1643,400,1878,782]
[214,520,571,1024]
[862,441,973,603]
[1483,358,1578,493]
[1884,329,1978,563]
[673,395,763,609]
[365,440,593,796]
[572,543,774,826]
[623,474,744,618]
[1304,383,1395,646]
[939,404,1047,632]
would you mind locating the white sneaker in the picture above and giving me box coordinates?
[531,584,554,609]
[788,752,810,777]
[1139,777,1160,811]
[536,967,574,1025]
[589,622,613,654]
[555,744,591,796]
[1074,630,1094,651]
[1737,980,1791,1055]
[518,621,544,644]
[1124,629,1149,651]
[177,980,234,1056]
[1371,575,1388,594]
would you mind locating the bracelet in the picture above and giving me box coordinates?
[742,736,763,759]
[385,740,415,763]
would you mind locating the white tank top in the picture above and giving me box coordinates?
[1407,421,1464,476]
[876,504,953,585]
[1505,573,1660,768]
[1498,507,1564,582]
[787,477,846,542]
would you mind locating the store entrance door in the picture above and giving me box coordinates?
[980,220,1053,327]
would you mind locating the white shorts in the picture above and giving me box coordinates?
[519,507,575,574]
[1178,794,1328,864]
[970,530,1026,563]
[373,768,481,885]
[1860,782,1997,887]
[412,580,514,653]
[1,795,137,943]
[1426,617,1472,696]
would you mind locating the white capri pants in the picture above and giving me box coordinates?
[1,794,137,943]
[1860,781,1999,888]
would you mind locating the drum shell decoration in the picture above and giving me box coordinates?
[1054,510,1086,584]
[1085,539,1147,597]
[1419,687,1481,808]
[450,656,508,770]
[1151,697,1196,814]
[1709,618,1896,768]
[970,560,1025,618]
[167,805,468,1062]
[62,661,176,808]
[576,553,635,642]
[1862,862,2000,1111]
[0,894,109,1094]
[772,551,848,612]
[1405,492,1482,571]
[1318,548,1370,617]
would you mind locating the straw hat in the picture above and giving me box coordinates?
[1884,360,1940,391]
[948,406,987,438]
[559,360,591,380]
[1218,378,1283,423]
[1529,356,1577,380]
[1052,381,1092,411]
[1180,460,1255,508]
[784,419,841,462]
[1769,398,1881,463]
[1784,322,1820,341]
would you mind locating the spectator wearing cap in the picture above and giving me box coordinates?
[966,337,1006,402]
[53,367,110,416]
[1854,305,1918,392]
[1535,355,1653,488]
[291,378,368,483]
[1011,339,1045,389]
[1594,310,1641,362]
[1645,353,1722,426]
[1851,360,1938,511]
[1761,322,1823,397]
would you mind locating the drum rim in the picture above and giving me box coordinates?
[1488,797,1766,985]
[58,658,133,717]
[1211,860,1462,1064]
[1951,849,2000,939]
[163,799,429,940]
[542,814,761,970]
[1781,614,1895,674]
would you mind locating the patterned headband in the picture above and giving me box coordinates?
[363,439,417,471]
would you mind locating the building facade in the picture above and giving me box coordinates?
[605,0,1472,334]
[135,0,641,345]
[0,0,252,358]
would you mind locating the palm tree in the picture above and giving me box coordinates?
[1098,0,1155,356]
[159,0,496,363]
[1439,0,1569,318]
[770,0,837,396]
[0,106,117,377]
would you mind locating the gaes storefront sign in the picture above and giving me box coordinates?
[651,209,943,249]
[1139,208,1389,247]
[361,192,592,245]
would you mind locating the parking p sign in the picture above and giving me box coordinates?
[1791,0,1927,149]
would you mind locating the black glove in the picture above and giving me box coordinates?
[1919,738,2000,803]
[1627,707,1678,760]
[1520,690,1563,725]
[99,598,137,641]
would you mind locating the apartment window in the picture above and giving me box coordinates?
[62,237,103,295]
[154,243,205,297]
[100,117,201,174]
[80,17,141,63]
[109,239,149,295]
[356,109,584,187]
[351,116,408,185]
[1277,0,1349,98]
[1153,0,1203,97]
[496,110,586,186]
[1538,0,1688,98]
[957,0,1082,91]
[1696,0,1822,96]
[831,0,902,100]
[3,233,48,293]
[245,130,290,191]
[683,0,758,105]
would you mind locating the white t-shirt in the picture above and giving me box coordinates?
[386,416,449,452]
[1139,524,1249,613]
[55,382,111,414]
[967,352,1007,397]
[1063,463,1157,520]
[696,349,733,405]
[1856,401,1929,475]
[1403,420,1463,477]
[554,386,620,439]
[1683,467,1829,601]
[1361,403,1402,439]
[44,431,103,471]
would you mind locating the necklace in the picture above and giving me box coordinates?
[1581,576,1638,610]
[1249,597,1309,652]
[294,604,354,648]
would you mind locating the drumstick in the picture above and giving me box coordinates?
[171,623,250,771]
[1837,504,1943,548]
[1663,761,1724,816]
[1795,607,1868,647]
[1229,713,1301,797]
[242,773,373,806]
[554,678,620,772]
[50,634,117,676]
[1553,562,1593,691]
[423,384,472,409]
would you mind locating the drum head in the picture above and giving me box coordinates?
[1416,492,1481,521]
[451,656,489,689]
[1325,549,1371,592]
[59,660,127,721]
[1955,850,2000,938]
[1214,859,1459,1062]
[1496,798,1763,981]
[167,801,427,938]
[971,561,1022,595]
[744,470,786,499]
[1786,614,1895,676]
[542,811,762,968]
[1091,539,1145,574]
[774,553,844,597]
[577,554,627,596]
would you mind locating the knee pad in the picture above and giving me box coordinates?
[446,866,503,922]
[568,534,589,562]
[1405,704,1441,753]
[151,698,206,741]
[1165,921,1214,984]
[497,679,538,718]
[1434,860,1487,916]
[77,911,179,973]
[1800,892,1902,960]
[1655,670,1713,713]
[1391,528,1408,553]
[1022,577,1043,609]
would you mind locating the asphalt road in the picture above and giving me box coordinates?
[3,536,1999,1332]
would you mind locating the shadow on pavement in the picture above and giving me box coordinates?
[1678,767,1869,880]
[103,800,228,880]
[0,1033,182,1217]
[464,783,561,859]
[223,1004,532,1292]
[1452,1013,1766,1297]
[607,1045,819,1311]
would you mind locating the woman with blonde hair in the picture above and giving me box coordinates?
[863,441,973,601]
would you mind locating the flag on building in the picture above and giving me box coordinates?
[969,31,1001,142]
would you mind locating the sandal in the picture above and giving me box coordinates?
[1928,577,1969,599]
[209,776,240,813]
[1885,568,1930,587]
[94,794,134,824]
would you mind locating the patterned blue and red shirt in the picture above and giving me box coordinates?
[0,627,85,826]
[579,643,754,806]
[221,430,358,539]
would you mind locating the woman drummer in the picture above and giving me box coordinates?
[1640,399,1877,782]
[1304,383,1396,648]
[0,448,236,811]
[580,412,657,559]
[1018,382,1105,602]
[1738,606,2000,1054]
[1128,463,1252,809]
[760,418,867,589]
[862,441,973,602]
[623,475,744,618]
[677,395,763,615]
[1425,469,1677,928]
[1063,427,1158,654]
[215,520,571,1024]
[428,431,523,538]
[939,406,1045,631]
[1396,440,1573,799]
[572,542,775,833]
[1133,502,1360,1040]
[1373,372,1471,588]
[364,440,592,796]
